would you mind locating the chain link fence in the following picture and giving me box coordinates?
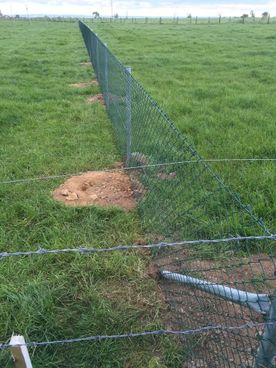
[79,21,275,367]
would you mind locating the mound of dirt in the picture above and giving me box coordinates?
[69,80,98,88]
[53,171,136,210]
[80,61,91,66]
[87,94,105,105]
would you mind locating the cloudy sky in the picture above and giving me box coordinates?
[0,0,274,17]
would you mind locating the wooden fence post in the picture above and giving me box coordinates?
[10,336,33,368]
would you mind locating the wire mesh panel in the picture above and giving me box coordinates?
[154,239,276,367]
[79,21,275,367]
[79,21,270,242]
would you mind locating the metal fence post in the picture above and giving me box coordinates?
[95,34,99,81]
[10,336,33,368]
[104,43,109,106]
[255,290,276,367]
[160,271,271,314]
[125,66,132,166]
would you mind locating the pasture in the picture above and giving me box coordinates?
[0,20,170,367]
[0,19,275,367]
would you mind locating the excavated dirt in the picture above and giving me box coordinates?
[86,94,105,105]
[80,61,91,66]
[53,171,137,210]
[69,80,98,88]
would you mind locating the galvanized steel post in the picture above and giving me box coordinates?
[160,271,271,314]
[126,66,132,166]
[255,290,276,367]
[104,43,109,106]
[95,34,99,81]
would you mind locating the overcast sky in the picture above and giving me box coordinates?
[0,0,274,17]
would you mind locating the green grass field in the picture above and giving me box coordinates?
[0,19,275,367]
[0,20,175,367]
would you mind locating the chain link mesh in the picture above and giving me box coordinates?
[79,21,275,367]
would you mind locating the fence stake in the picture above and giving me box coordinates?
[255,290,276,367]
[125,66,132,166]
[10,336,33,368]
[104,43,109,106]
[95,35,99,81]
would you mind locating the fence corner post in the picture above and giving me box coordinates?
[126,66,132,167]
[10,335,33,368]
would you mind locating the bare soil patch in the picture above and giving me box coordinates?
[87,94,105,105]
[80,61,91,66]
[69,80,99,88]
[53,171,137,210]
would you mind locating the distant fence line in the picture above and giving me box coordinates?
[90,15,275,25]
[1,16,275,25]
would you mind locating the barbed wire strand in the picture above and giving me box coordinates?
[1,158,275,185]
[0,235,275,259]
[2,321,276,350]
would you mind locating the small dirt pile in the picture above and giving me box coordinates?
[53,171,136,210]
[69,80,98,88]
[86,94,105,105]
[80,61,91,66]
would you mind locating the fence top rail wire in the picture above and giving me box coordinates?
[0,235,275,259]
[1,321,276,350]
[1,158,275,185]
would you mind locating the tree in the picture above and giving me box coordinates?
[262,11,270,23]
[0,9,3,17]
[92,11,100,19]
[250,10,255,18]
[241,13,248,23]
